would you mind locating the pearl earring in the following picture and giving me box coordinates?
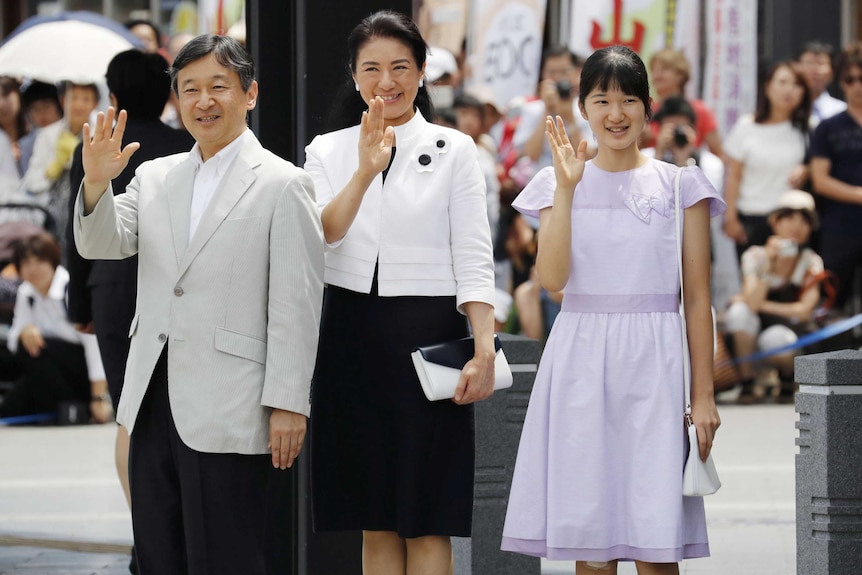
[355,82,359,92]
[419,79,424,88]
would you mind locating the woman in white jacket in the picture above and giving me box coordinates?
[305,10,496,575]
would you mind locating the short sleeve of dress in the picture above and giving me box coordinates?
[681,164,726,218]
[511,166,556,218]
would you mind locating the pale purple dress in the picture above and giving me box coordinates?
[501,159,725,563]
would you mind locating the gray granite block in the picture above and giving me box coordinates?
[454,334,541,575]
[795,353,862,575]
[794,349,862,386]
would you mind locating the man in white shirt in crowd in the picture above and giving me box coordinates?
[797,41,847,129]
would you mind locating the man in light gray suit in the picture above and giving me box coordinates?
[73,35,324,575]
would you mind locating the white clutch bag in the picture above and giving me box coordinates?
[410,334,513,401]
[683,420,722,496]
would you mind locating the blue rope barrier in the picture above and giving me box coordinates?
[720,312,862,367]
[0,412,56,426]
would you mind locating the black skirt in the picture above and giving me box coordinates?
[310,284,474,538]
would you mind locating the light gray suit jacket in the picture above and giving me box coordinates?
[74,133,324,454]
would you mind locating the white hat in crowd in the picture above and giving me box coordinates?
[425,46,458,83]
[769,189,819,230]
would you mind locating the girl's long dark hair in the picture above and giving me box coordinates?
[326,10,434,132]
[754,61,811,135]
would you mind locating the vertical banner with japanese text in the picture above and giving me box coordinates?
[702,0,758,136]
[468,0,549,109]
[568,0,702,99]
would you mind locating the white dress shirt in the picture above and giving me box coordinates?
[810,91,847,129]
[188,129,249,240]
[8,265,105,381]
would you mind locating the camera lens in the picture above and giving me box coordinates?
[673,126,688,147]
[556,80,573,99]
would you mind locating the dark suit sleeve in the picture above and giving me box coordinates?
[65,142,93,324]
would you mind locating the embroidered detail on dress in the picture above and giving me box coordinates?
[623,191,669,223]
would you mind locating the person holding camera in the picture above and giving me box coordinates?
[644,96,724,190]
[512,46,593,179]
[724,190,824,404]
[647,48,723,157]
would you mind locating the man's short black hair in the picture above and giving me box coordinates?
[170,34,255,95]
[21,81,61,111]
[653,96,697,125]
[106,50,172,120]
[796,41,835,61]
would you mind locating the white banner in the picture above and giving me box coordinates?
[702,0,758,136]
[468,0,549,109]
[568,0,702,100]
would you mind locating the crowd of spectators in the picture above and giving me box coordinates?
[1,15,861,418]
[424,39,862,405]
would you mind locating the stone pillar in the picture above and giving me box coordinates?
[794,349,862,575]
[453,333,542,575]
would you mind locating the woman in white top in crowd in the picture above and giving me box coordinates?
[723,61,811,258]
[304,10,496,575]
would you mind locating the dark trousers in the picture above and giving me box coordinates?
[129,350,273,575]
[0,338,89,418]
[91,282,135,413]
[735,213,772,261]
[820,231,862,311]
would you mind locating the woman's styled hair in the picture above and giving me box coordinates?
[579,45,652,119]
[754,61,811,135]
[13,232,61,270]
[326,10,434,132]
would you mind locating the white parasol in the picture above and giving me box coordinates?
[0,11,143,84]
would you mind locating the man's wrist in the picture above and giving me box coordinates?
[82,178,109,196]
[91,392,111,402]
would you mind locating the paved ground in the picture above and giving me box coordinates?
[0,391,798,574]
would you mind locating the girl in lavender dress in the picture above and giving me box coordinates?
[501,46,724,574]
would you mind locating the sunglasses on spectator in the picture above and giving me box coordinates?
[843,75,862,85]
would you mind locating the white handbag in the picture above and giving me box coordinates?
[411,334,513,401]
[674,167,722,497]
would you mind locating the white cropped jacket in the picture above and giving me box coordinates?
[304,111,495,312]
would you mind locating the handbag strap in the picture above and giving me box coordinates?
[673,166,693,419]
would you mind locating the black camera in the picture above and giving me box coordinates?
[556,80,573,100]
[672,126,689,147]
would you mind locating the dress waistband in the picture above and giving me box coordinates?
[561,294,680,313]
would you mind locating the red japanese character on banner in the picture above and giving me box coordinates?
[590,0,645,52]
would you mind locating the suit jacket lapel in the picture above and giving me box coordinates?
[178,140,261,276]
[167,159,195,267]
